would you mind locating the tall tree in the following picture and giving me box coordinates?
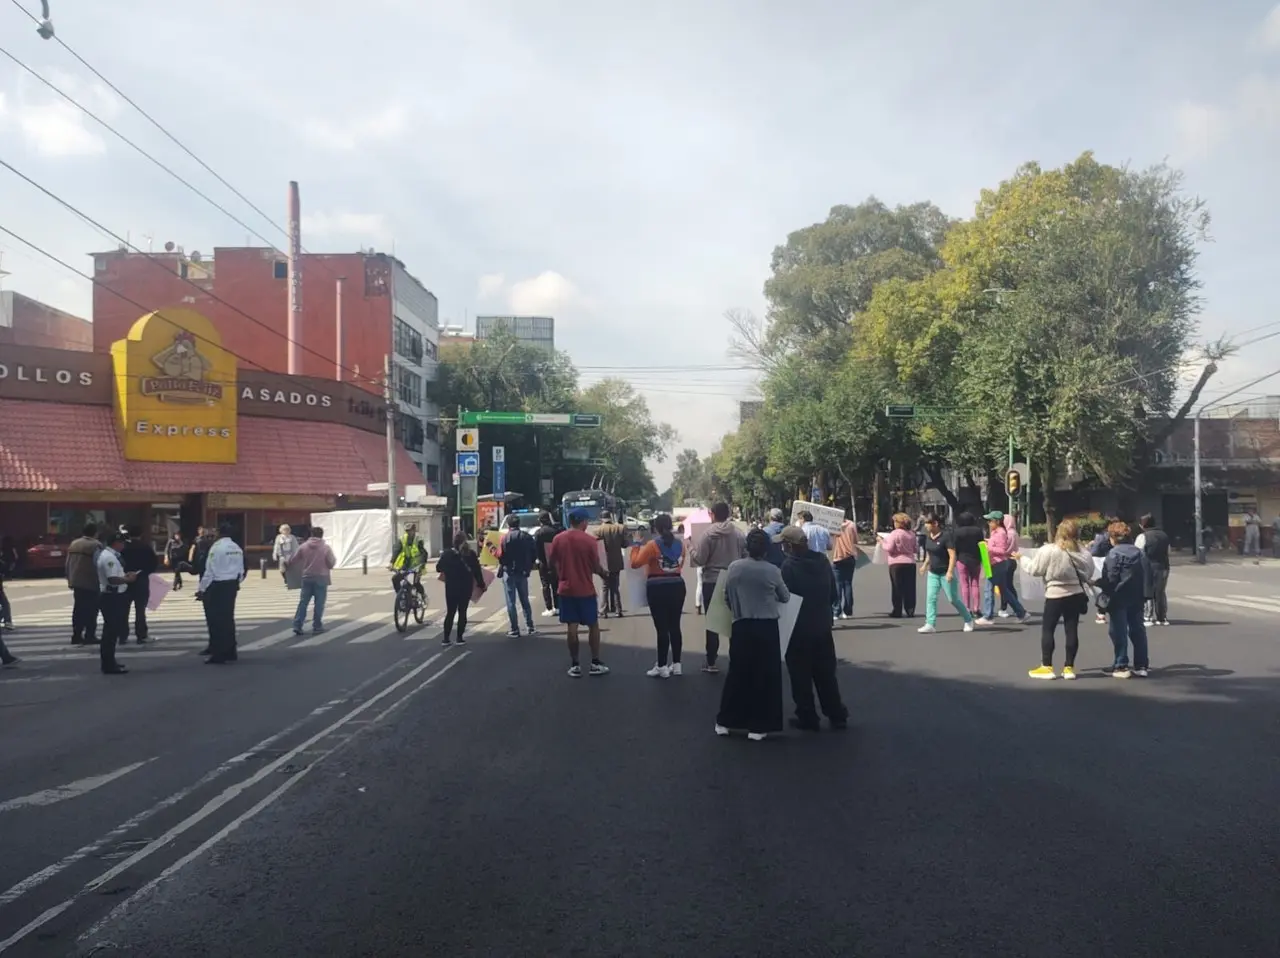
[572,379,676,504]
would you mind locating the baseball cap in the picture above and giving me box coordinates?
[982,511,1005,521]
[774,525,807,546]
[569,509,590,524]
[769,508,785,521]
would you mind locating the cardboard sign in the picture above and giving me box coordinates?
[706,572,802,659]
[790,500,845,536]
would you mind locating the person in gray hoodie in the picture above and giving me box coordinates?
[65,522,103,645]
[691,502,747,672]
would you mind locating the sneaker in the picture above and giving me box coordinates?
[293,628,304,636]
[1157,620,1171,627]
[746,732,767,742]
[541,609,556,617]
[646,664,671,679]
[526,626,539,636]
[839,613,849,620]
[963,621,975,633]
[1143,619,1154,628]
[440,638,453,648]
[917,624,937,634]
[1028,665,1057,680]
[1017,614,1032,624]
[589,661,610,676]
[505,629,520,638]
[1132,667,1149,678]
[1110,666,1132,679]
[997,610,1011,619]
[702,663,720,674]
[714,724,729,736]
[455,636,467,646]
[568,664,582,678]
[1095,614,1107,624]
[1061,666,1078,681]
[974,617,994,626]
[670,662,683,676]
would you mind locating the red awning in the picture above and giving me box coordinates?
[0,399,429,495]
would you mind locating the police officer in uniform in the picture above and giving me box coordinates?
[197,522,245,664]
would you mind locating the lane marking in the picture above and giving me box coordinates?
[0,760,155,814]
[9,650,188,662]
[290,613,385,648]
[1180,594,1280,614]
[348,624,408,645]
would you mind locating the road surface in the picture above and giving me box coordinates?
[2,562,1278,957]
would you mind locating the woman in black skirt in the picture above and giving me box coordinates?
[715,528,791,741]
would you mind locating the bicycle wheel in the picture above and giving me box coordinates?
[394,588,410,633]
[412,594,426,624]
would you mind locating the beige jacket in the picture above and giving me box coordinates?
[1020,544,1094,600]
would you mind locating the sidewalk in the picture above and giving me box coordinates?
[4,567,391,596]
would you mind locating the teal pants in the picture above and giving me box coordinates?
[926,572,973,627]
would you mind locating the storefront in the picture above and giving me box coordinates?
[0,307,433,559]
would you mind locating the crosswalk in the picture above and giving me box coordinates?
[1176,593,1280,619]
[1,587,510,664]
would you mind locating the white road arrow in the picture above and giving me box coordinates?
[0,759,155,813]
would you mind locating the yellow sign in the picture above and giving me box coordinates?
[111,308,238,463]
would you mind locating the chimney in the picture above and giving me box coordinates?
[287,181,302,375]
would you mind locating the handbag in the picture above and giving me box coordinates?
[1070,552,1096,613]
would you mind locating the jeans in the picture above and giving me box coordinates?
[1145,566,1169,623]
[293,578,328,631]
[981,560,1025,619]
[832,560,855,617]
[1107,602,1149,669]
[0,584,11,626]
[503,573,534,632]
[925,572,972,627]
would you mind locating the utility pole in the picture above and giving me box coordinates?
[1193,412,1204,564]
[384,355,398,544]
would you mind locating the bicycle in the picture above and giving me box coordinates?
[393,568,427,633]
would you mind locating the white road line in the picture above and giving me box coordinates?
[0,760,155,814]
[348,624,406,644]
[1179,594,1280,614]
[0,651,427,912]
[6,637,207,650]
[290,613,384,648]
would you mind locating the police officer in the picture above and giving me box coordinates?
[390,523,428,604]
[197,522,245,665]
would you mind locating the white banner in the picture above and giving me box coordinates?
[790,500,844,536]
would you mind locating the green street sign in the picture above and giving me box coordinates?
[885,404,916,419]
[457,410,602,427]
[571,413,602,428]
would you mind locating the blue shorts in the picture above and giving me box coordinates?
[558,595,598,626]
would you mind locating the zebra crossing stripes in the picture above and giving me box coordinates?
[1177,593,1280,617]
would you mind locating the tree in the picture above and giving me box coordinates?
[573,379,676,504]
[669,448,712,506]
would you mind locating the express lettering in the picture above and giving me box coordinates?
[134,421,232,439]
[0,364,93,386]
[240,385,331,407]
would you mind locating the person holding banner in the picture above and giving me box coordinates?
[630,513,686,678]
[690,502,747,674]
[778,526,848,731]
[715,528,789,741]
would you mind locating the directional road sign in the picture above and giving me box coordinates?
[494,462,506,497]
[457,410,603,428]
[456,452,480,477]
[492,445,505,463]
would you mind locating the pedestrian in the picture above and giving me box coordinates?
[272,524,299,583]
[914,512,928,561]
[1242,508,1262,559]
[594,510,628,617]
[1272,514,1280,559]
[435,533,485,647]
[189,525,215,580]
[533,511,561,618]
[287,526,335,635]
[951,512,984,617]
[197,523,245,665]
[1099,520,1151,679]
[918,513,975,634]
[548,509,610,677]
[883,513,918,618]
[1136,514,1171,627]
[761,508,786,567]
[164,530,186,591]
[690,501,747,673]
[778,526,848,731]
[1020,519,1093,680]
[120,525,158,644]
[799,511,832,553]
[65,522,103,646]
[0,534,17,631]
[976,511,1028,625]
[1088,519,1116,624]
[630,513,686,678]
[498,514,539,637]
[96,529,136,675]
[830,517,860,620]
[715,528,789,741]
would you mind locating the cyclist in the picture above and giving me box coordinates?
[390,523,428,605]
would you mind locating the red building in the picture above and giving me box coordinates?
[1,290,92,351]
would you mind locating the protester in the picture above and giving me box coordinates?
[918,513,975,634]
[1242,508,1262,558]
[0,535,16,632]
[1099,520,1151,679]
[164,531,186,591]
[778,526,849,731]
[715,528,790,741]
[96,529,136,675]
[690,502,747,673]
[1088,519,1117,625]
[830,517,860,619]
[436,533,486,647]
[120,526,158,644]
[499,514,540,637]
[533,511,561,617]
[1020,519,1093,680]
[799,511,831,554]
[630,513,686,678]
[951,512,984,617]
[66,522,103,646]
[272,524,299,583]
[594,511,628,617]
[883,513,919,618]
[762,508,787,567]
[197,523,245,665]
[976,511,1028,625]
[1136,514,1171,627]
[287,527,336,635]
[548,510,610,677]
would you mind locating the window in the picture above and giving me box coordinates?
[273,261,288,279]
[424,339,438,360]
[394,364,422,407]
[394,317,424,363]
[399,413,424,453]
[425,422,439,443]
[426,464,440,484]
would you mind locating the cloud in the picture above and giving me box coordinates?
[300,104,408,152]
[1259,4,1280,50]
[1172,101,1227,162]
[506,271,589,315]
[301,211,391,245]
[476,273,506,300]
[16,101,107,156]
[1237,75,1280,129]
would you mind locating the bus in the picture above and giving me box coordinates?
[561,489,620,528]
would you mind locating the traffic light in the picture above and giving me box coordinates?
[1006,469,1021,496]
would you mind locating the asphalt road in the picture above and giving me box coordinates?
[4,563,1279,957]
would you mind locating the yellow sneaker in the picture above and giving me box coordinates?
[1061,666,1078,681]
[1028,665,1057,680]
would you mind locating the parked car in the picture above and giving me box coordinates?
[21,535,72,575]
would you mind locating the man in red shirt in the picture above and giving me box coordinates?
[548,509,610,677]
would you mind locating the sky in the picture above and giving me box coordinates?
[2,0,1280,490]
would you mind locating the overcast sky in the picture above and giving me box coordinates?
[2,0,1279,488]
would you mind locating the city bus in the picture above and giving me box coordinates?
[560,489,620,528]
